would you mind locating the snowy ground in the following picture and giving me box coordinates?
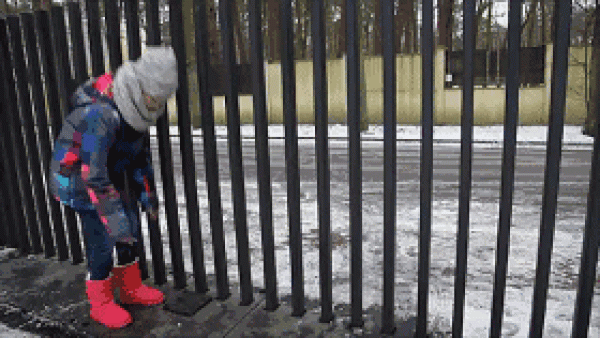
[141,125,599,337]
[149,124,595,146]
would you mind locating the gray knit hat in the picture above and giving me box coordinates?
[112,46,178,132]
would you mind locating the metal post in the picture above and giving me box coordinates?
[417,0,434,336]
[86,0,104,77]
[346,0,363,329]
[311,0,333,323]
[67,2,89,84]
[4,16,35,256]
[529,1,572,337]
[193,0,230,300]
[22,12,57,258]
[0,20,20,250]
[452,0,476,335]
[490,1,521,337]
[219,0,253,306]
[381,0,396,333]
[169,0,208,293]
[571,2,600,336]
[36,10,69,261]
[249,0,278,311]
[281,0,304,317]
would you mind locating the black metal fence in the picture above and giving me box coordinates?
[0,1,597,337]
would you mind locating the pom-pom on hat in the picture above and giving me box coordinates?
[112,46,178,132]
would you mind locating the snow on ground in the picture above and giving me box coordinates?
[142,125,598,337]
[149,124,594,145]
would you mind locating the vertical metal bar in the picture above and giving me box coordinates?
[219,0,253,306]
[529,1,572,337]
[0,19,27,254]
[453,0,476,335]
[194,0,230,300]
[346,0,363,328]
[124,0,153,282]
[6,16,39,256]
[249,0,278,311]
[67,2,89,85]
[104,0,121,71]
[0,136,11,248]
[146,0,186,290]
[22,12,57,259]
[169,0,208,294]
[12,14,49,256]
[86,0,104,77]
[311,0,333,323]
[124,0,142,60]
[281,0,304,316]
[50,5,85,265]
[0,18,20,250]
[489,1,521,337]
[571,111,600,338]
[145,0,168,287]
[0,133,12,248]
[417,0,434,336]
[381,0,396,333]
[36,10,69,261]
[572,6,600,338]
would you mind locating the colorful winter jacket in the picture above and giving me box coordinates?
[49,76,157,241]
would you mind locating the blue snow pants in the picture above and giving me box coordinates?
[78,206,141,280]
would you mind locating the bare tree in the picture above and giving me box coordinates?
[396,0,417,53]
[207,0,220,64]
[438,0,456,49]
[266,0,281,61]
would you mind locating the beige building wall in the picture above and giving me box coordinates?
[193,44,590,126]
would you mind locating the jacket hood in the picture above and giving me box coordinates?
[70,79,118,111]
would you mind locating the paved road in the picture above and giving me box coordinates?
[158,138,592,223]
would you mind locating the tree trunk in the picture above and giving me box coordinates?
[474,1,492,49]
[267,0,281,61]
[372,0,382,55]
[395,0,404,52]
[395,0,417,54]
[233,0,248,64]
[438,0,455,50]
[338,0,346,58]
[31,0,49,11]
[182,0,202,128]
[525,1,539,47]
[207,1,220,64]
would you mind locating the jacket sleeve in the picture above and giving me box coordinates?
[81,107,131,234]
[131,134,158,212]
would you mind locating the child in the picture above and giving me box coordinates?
[49,47,177,329]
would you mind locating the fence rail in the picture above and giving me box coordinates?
[0,1,597,337]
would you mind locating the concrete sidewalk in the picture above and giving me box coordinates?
[0,248,450,337]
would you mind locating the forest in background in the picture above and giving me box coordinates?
[1,0,595,61]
